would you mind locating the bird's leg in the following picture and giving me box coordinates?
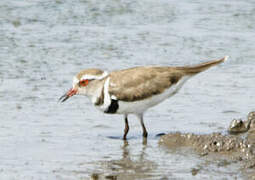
[123,114,129,140]
[137,114,148,138]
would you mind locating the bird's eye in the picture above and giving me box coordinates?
[79,79,89,87]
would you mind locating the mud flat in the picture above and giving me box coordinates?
[159,112,255,179]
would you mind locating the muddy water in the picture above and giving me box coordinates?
[0,0,255,179]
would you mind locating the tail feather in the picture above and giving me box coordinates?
[177,56,229,75]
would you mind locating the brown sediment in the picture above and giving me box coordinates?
[159,132,253,157]
[159,111,255,179]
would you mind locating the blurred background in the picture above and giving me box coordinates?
[0,0,254,179]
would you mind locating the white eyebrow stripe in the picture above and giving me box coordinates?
[81,71,108,80]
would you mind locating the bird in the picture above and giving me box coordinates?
[59,56,229,140]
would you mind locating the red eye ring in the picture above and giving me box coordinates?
[79,79,89,87]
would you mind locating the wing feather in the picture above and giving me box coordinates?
[108,67,183,102]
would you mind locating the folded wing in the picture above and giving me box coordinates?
[108,67,184,102]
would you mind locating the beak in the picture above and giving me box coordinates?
[59,88,77,103]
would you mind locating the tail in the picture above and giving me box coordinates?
[176,56,229,75]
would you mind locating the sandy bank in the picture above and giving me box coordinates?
[159,112,255,179]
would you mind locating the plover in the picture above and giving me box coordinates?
[59,56,228,140]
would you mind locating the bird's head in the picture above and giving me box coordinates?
[59,68,108,102]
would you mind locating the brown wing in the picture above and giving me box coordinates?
[108,66,184,102]
[108,57,227,102]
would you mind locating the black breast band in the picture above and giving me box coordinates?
[104,99,119,114]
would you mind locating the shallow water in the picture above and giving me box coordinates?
[0,0,255,179]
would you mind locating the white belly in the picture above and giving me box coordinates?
[116,76,190,114]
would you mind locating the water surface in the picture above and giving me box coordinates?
[0,0,255,179]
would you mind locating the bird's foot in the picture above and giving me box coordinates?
[143,131,148,138]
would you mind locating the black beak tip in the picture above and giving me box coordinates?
[58,94,69,103]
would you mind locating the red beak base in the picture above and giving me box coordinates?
[59,88,77,102]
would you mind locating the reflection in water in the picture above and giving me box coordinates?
[91,139,157,180]
[1,0,255,179]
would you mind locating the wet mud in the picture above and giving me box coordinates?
[159,112,255,179]
[1,0,255,179]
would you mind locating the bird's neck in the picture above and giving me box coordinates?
[86,79,105,105]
